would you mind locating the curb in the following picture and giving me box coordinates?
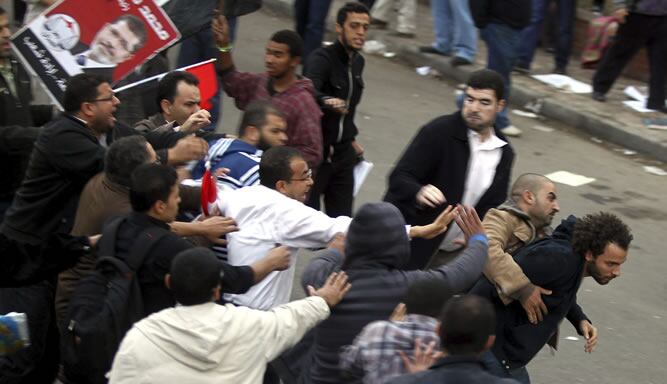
[260,0,667,163]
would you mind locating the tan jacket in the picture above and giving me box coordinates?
[482,202,545,304]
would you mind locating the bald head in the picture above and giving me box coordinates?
[510,173,560,229]
[510,173,552,199]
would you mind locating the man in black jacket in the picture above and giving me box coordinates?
[0,73,117,384]
[304,2,369,217]
[470,212,633,383]
[384,69,514,269]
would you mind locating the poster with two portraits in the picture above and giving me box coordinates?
[10,0,180,109]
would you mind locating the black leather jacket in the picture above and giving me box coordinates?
[305,40,365,158]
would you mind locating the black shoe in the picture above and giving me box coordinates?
[419,46,450,56]
[592,92,607,102]
[451,56,472,67]
[513,64,530,74]
[553,66,567,75]
[648,105,667,114]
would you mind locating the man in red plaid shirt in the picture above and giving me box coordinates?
[212,14,323,169]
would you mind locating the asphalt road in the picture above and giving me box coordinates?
[200,7,667,384]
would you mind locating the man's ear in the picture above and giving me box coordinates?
[522,190,535,205]
[335,23,343,35]
[245,125,260,142]
[290,55,301,69]
[212,285,222,301]
[80,101,95,119]
[164,274,172,290]
[275,180,288,195]
[584,250,594,263]
[160,99,171,116]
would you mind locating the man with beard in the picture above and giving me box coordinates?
[482,173,560,324]
[471,212,632,383]
[212,14,323,169]
[0,73,117,383]
[189,100,288,191]
[384,69,514,270]
[304,2,369,218]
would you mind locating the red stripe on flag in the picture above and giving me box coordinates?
[200,169,217,216]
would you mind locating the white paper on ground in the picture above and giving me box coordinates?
[353,160,374,196]
[512,109,539,118]
[624,85,647,102]
[416,66,431,76]
[565,336,580,341]
[643,166,667,176]
[532,74,593,94]
[545,171,596,187]
[532,125,554,132]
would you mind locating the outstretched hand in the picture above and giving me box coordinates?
[454,204,485,241]
[399,338,443,374]
[409,205,457,239]
[307,271,352,307]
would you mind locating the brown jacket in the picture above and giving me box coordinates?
[482,201,549,304]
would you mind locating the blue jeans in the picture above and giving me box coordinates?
[430,0,477,60]
[177,18,238,129]
[480,22,522,129]
[517,0,576,69]
[294,0,333,63]
[480,350,532,384]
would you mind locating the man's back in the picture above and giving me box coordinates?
[191,138,262,190]
[108,298,330,384]
[388,356,520,384]
[1,115,105,243]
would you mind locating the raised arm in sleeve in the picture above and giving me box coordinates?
[409,234,488,293]
[300,248,343,293]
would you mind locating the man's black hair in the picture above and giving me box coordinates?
[169,247,222,306]
[114,14,148,53]
[439,295,496,355]
[259,146,303,189]
[336,2,370,25]
[156,70,200,111]
[0,6,6,15]
[466,69,505,101]
[403,279,455,318]
[129,163,177,212]
[572,212,633,257]
[238,100,284,137]
[62,73,108,113]
[105,136,152,187]
[270,30,303,58]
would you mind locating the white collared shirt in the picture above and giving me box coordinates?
[440,129,507,251]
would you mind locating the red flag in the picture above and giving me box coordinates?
[185,61,218,111]
[200,165,217,216]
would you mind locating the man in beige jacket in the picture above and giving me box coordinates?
[108,247,351,384]
[482,173,560,324]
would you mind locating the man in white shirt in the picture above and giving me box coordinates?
[384,69,515,269]
[218,146,454,310]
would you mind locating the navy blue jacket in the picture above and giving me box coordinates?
[470,216,590,369]
[388,355,520,384]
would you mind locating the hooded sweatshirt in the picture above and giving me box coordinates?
[108,297,330,384]
[300,202,489,384]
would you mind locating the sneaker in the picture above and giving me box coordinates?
[419,46,451,56]
[501,125,522,137]
[513,64,530,74]
[370,19,388,29]
[592,92,606,102]
[451,56,472,67]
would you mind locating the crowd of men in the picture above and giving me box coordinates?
[0,2,636,384]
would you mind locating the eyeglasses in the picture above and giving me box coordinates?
[90,94,117,103]
[290,168,313,182]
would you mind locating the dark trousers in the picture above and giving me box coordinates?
[306,143,357,218]
[517,0,576,69]
[0,281,59,384]
[593,13,667,109]
[294,0,334,63]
